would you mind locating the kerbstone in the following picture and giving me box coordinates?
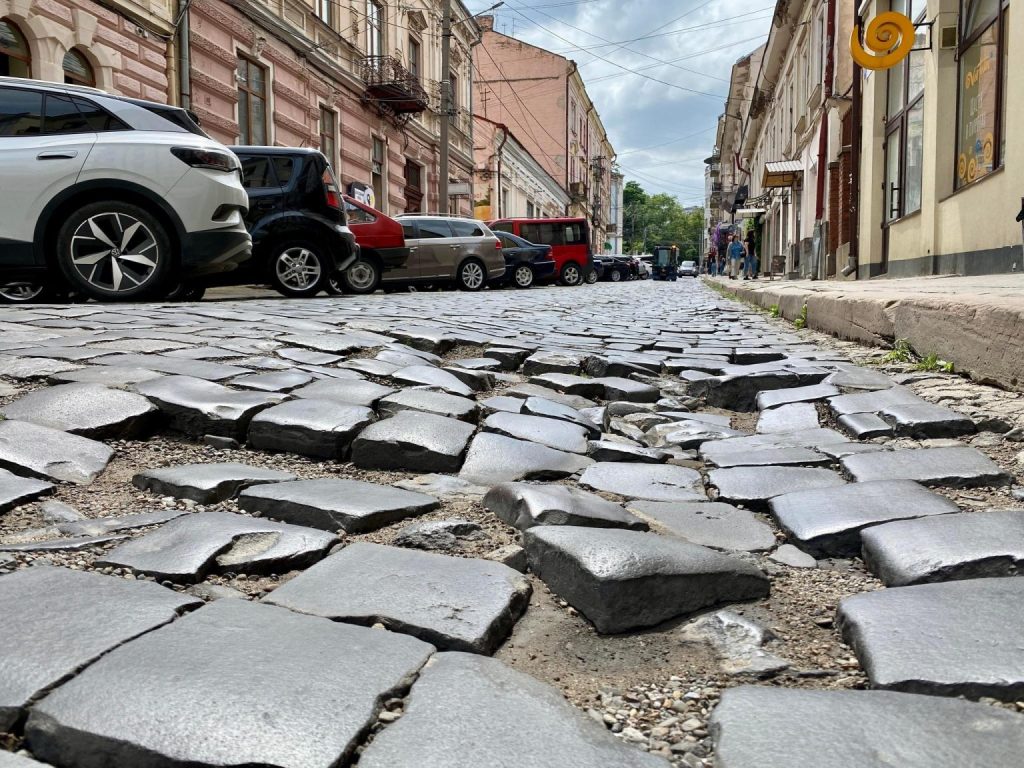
[132,462,296,504]
[0,420,113,485]
[351,411,475,472]
[238,478,439,533]
[769,479,959,557]
[838,577,1024,701]
[358,653,669,768]
[710,686,1024,768]
[0,566,199,732]
[861,509,1024,586]
[97,511,337,583]
[523,527,769,633]
[842,446,1012,487]
[265,542,531,654]
[0,469,53,514]
[135,376,284,439]
[460,433,593,484]
[484,482,647,531]
[24,599,434,768]
[248,399,375,459]
[629,501,776,552]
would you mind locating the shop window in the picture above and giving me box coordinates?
[0,18,30,78]
[62,49,94,87]
[883,0,927,219]
[320,106,337,170]
[955,0,1009,189]
[237,55,267,145]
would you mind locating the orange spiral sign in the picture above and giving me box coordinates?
[851,12,916,71]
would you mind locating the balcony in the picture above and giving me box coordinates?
[360,56,428,114]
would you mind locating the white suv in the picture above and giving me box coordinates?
[0,77,251,302]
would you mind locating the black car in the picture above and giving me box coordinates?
[602,255,635,282]
[493,231,557,289]
[226,147,358,298]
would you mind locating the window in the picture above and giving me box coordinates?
[416,219,454,238]
[408,36,421,80]
[371,136,385,212]
[955,0,1009,189]
[884,0,927,219]
[0,18,30,78]
[449,71,459,112]
[316,0,332,27]
[519,222,587,246]
[404,159,422,213]
[0,86,41,136]
[501,188,509,217]
[238,155,278,189]
[43,94,88,134]
[72,97,128,132]
[450,220,485,237]
[62,49,94,86]
[237,56,267,145]
[367,1,383,58]
[526,201,535,218]
[346,201,377,223]
[272,157,295,186]
[319,106,336,169]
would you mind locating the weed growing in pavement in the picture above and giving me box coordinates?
[769,304,780,318]
[883,339,915,364]
[915,353,955,373]
[794,304,808,329]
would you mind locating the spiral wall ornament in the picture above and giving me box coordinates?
[850,11,916,71]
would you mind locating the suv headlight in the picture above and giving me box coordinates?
[171,147,237,172]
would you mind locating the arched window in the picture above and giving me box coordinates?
[0,18,31,78]
[62,48,95,87]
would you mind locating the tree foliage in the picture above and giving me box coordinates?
[621,180,704,258]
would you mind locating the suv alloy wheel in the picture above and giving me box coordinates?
[457,258,486,291]
[270,241,327,298]
[560,262,582,286]
[342,256,381,294]
[512,264,534,289]
[584,268,598,284]
[56,202,170,300]
[0,282,46,303]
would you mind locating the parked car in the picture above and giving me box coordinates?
[637,257,653,279]
[330,195,410,294]
[220,147,356,298]
[493,231,556,289]
[602,255,635,282]
[0,76,251,303]
[679,260,699,277]
[388,215,505,291]
[488,217,594,286]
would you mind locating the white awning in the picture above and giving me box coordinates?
[762,160,803,189]
[736,208,766,218]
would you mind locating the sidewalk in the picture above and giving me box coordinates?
[707,274,1024,392]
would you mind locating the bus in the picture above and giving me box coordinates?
[487,217,594,286]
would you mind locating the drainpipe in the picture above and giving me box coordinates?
[166,33,178,106]
[177,0,192,110]
[496,123,508,217]
[843,10,863,278]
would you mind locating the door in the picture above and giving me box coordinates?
[881,125,901,275]
[0,87,95,264]
[383,222,424,282]
[410,218,456,279]
[448,218,490,277]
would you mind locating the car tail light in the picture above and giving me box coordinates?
[170,147,236,172]
[322,167,342,211]
[494,238,502,249]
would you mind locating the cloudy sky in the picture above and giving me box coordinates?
[465,0,774,206]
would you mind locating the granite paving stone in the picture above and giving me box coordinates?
[504,383,597,410]
[238,478,439,533]
[357,653,669,768]
[378,389,479,422]
[0,566,199,732]
[0,534,129,552]
[483,412,590,454]
[700,428,850,464]
[248,399,376,459]
[523,527,769,633]
[390,365,474,397]
[755,382,841,410]
[838,577,1024,700]
[879,402,976,438]
[838,412,894,439]
[755,402,820,434]
[484,482,647,531]
[529,372,605,399]
[483,346,531,370]
[265,542,531,654]
[861,509,1024,586]
[579,462,706,501]
[587,440,671,463]
[0,420,114,485]
[825,366,896,391]
[693,370,829,412]
[707,446,832,468]
[393,519,487,552]
[522,351,580,376]
[769,479,959,557]
[841,446,1012,487]
[54,508,188,537]
[827,386,924,417]
[591,377,661,403]
[710,686,1024,768]
[292,378,395,408]
[135,376,284,440]
[132,462,297,504]
[459,433,593,485]
[710,466,846,510]
[89,353,247,381]
[0,469,53,514]
[628,501,776,552]
[521,396,601,438]
[97,511,336,583]
[1,383,158,439]
[48,366,164,388]
[644,420,748,449]
[24,599,434,768]
[227,371,314,392]
[351,411,475,472]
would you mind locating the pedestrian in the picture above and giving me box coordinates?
[727,235,745,280]
[707,248,718,276]
[744,228,757,279]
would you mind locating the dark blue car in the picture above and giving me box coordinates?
[493,231,557,289]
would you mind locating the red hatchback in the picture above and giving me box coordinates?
[488,217,594,286]
[337,195,410,294]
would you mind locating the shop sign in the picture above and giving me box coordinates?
[348,182,374,208]
[851,12,915,70]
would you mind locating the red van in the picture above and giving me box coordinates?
[335,195,410,294]
[488,217,593,286]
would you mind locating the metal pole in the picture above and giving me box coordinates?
[439,0,452,213]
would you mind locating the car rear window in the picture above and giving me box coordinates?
[272,157,295,186]
[239,155,279,189]
[415,219,454,238]
[71,97,129,132]
[449,220,485,237]
[0,87,42,136]
[346,202,377,224]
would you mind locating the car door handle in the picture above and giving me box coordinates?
[254,199,276,210]
[37,151,78,160]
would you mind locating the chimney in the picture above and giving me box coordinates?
[477,15,494,32]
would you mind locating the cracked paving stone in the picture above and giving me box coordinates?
[97,511,337,583]
[227,371,314,392]
[351,411,475,473]
[393,519,487,552]
[132,462,297,504]
[357,652,669,768]
[135,376,285,440]
[838,412,895,439]
[503,383,597,410]
[524,526,769,633]
[0,383,158,440]
[590,377,660,403]
[55,508,189,537]
[23,599,434,768]
[837,577,1024,701]
[378,388,479,422]
[265,542,531,654]
[769,479,959,558]
[679,610,790,678]
[707,446,832,468]
[0,420,113,485]
[861,509,1024,586]
[710,466,846,510]
[755,382,841,410]
[0,357,83,380]
[529,372,605,399]
[292,377,395,408]
[699,428,849,464]
[238,478,439,533]
[827,386,924,417]
[459,433,593,485]
[390,365,473,397]
[587,440,671,463]
[522,351,580,376]
[710,686,1024,768]
[841,446,1012,487]
[579,462,705,502]
[89,353,248,381]
[520,396,601,438]
[484,482,647,531]
[692,370,829,412]
[644,420,748,449]
[483,412,590,454]
[628,500,776,552]
[0,566,199,732]
[48,366,164,388]
[248,399,376,460]
[0,469,54,515]
[769,544,818,568]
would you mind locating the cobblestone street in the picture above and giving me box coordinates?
[1,280,1023,767]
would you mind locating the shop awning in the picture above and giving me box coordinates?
[762,160,803,189]
[736,208,766,218]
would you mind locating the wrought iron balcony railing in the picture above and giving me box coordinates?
[360,56,428,114]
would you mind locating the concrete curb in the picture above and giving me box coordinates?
[706,277,1024,393]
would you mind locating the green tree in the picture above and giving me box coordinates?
[621,180,703,256]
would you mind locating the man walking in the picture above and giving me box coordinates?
[744,228,757,279]
[727,234,745,280]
